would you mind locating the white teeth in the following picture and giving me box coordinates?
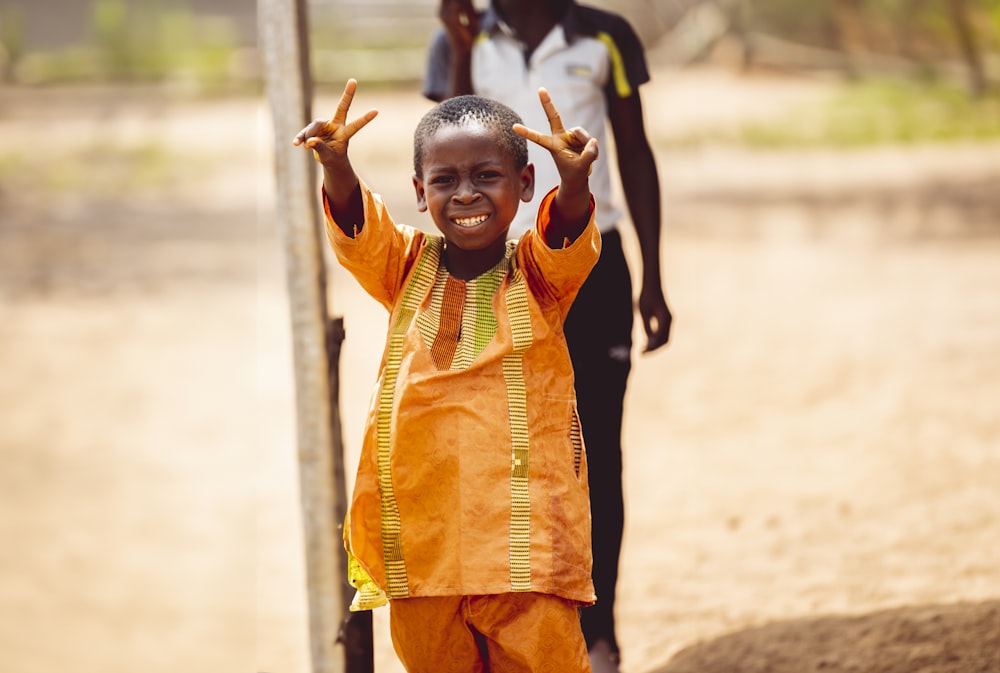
[454,214,488,227]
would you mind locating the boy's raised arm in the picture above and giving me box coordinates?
[292,79,379,235]
[513,88,599,248]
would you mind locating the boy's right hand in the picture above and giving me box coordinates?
[292,79,378,166]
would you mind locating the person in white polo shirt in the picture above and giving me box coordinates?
[424,2,673,671]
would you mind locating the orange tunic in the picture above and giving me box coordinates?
[326,181,600,605]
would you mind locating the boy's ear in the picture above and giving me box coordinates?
[520,163,535,203]
[412,175,428,212]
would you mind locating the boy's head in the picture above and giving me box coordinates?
[412,95,534,262]
[413,95,528,176]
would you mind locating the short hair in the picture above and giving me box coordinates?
[413,95,528,176]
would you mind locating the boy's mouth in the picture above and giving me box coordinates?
[452,214,489,228]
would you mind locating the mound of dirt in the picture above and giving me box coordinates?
[658,602,1000,673]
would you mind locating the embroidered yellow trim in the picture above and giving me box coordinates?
[375,237,443,598]
[503,265,534,591]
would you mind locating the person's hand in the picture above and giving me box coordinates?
[292,79,378,166]
[513,88,599,187]
[639,282,672,352]
[439,0,478,52]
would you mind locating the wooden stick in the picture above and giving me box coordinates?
[259,0,351,670]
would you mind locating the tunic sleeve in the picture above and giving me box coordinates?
[517,187,602,317]
[325,178,425,311]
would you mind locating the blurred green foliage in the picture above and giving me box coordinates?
[747,0,1000,56]
[0,5,26,65]
[2,0,998,147]
[92,0,131,78]
[748,1,839,47]
[0,140,213,197]
[47,142,177,194]
[663,77,1000,148]
[4,0,253,92]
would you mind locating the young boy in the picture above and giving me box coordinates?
[426,4,675,669]
[293,79,600,672]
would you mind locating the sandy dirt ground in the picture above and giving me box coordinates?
[1,67,999,673]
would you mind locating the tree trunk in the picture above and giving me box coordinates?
[946,0,987,96]
[831,0,868,78]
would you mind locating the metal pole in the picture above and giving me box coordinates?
[259,0,346,671]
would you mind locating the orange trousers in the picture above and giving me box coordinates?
[388,592,591,673]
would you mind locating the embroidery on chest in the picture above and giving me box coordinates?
[416,259,507,371]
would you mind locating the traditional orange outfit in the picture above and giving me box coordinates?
[327,178,600,608]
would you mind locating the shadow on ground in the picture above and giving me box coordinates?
[653,600,1000,673]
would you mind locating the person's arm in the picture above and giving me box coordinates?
[607,91,673,351]
[292,79,378,235]
[437,0,477,96]
[514,88,599,247]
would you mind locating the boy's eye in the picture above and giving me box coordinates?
[477,170,501,180]
[430,175,455,185]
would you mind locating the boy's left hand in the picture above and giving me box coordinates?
[513,88,598,187]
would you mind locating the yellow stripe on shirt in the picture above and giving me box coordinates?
[597,31,632,98]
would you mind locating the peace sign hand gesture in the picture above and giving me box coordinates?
[292,79,376,231]
[513,88,599,191]
[513,88,598,235]
[292,78,378,168]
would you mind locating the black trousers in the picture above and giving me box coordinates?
[564,230,633,655]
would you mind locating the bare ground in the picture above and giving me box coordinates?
[1,67,998,673]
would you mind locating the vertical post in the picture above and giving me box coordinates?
[258,0,346,671]
[327,317,376,673]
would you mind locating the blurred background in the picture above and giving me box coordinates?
[4,0,1000,95]
[1,1,998,673]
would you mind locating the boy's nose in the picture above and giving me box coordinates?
[453,179,480,202]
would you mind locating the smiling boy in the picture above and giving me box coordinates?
[294,80,600,672]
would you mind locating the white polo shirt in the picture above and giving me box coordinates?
[424,1,651,237]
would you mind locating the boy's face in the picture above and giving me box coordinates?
[413,124,534,255]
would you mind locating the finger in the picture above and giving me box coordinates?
[565,127,594,151]
[513,122,555,152]
[439,0,454,23]
[581,137,599,175]
[642,310,672,352]
[292,119,327,146]
[643,332,669,352]
[642,319,668,352]
[343,108,380,139]
[331,78,359,125]
[537,88,565,135]
[304,136,326,154]
[304,136,336,163]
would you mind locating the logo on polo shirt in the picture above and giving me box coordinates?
[566,64,592,79]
